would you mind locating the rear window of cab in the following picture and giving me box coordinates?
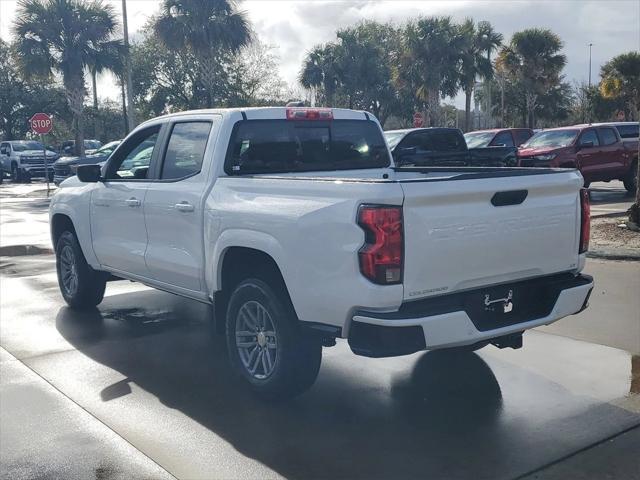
[225,120,391,175]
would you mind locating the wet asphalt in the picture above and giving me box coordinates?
[0,253,639,479]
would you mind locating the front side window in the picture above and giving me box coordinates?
[513,130,532,146]
[579,129,599,147]
[161,122,212,180]
[598,128,618,146]
[226,120,390,175]
[105,126,160,180]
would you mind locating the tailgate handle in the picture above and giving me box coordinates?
[491,190,528,206]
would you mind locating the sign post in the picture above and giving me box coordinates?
[413,112,424,128]
[29,113,53,195]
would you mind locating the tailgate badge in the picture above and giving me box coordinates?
[484,290,514,313]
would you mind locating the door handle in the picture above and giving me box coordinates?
[175,201,195,212]
[125,197,141,207]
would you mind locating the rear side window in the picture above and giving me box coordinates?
[161,122,212,180]
[615,124,639,139]
[491,131,515,147]
[597,128,618,146]
[579,129,599,147]
[225,120,390,175]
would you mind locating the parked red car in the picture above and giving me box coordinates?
[518,124,638,192]
[464,128,534,148]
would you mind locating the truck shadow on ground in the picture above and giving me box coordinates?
[54,289,507,479]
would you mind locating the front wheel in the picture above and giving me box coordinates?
[623,161,638,195]
[225,278,322,400]
[55,231,106,309]
[11,164,23,183]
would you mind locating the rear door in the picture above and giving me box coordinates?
[143,115,220,292]
[90,124,163,277]
[490,131,515,147]
[596,127,626,178]
[400,171,583,301]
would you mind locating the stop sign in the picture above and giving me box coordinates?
[29,113,53,135]
[413,112,424,128]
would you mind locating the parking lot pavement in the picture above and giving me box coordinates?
[1,254,639,479]
[589,180,634,217]
[0,181,55,254]
[0,347,173,480]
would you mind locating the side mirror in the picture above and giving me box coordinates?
[76,164,102,183]
[0,148,6,155]
[578,141,594,150]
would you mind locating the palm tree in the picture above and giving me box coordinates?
[600,51,640,223]
[87,39,124,111]
[457,19,502,132]
[496,28,566,129]
[13,0,120,156]
[154,0,251,108]
[299,44,340,107]
[397,16,460,126]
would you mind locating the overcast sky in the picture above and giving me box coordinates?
[1,0,639,108]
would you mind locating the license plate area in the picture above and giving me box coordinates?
[463,281,558,331]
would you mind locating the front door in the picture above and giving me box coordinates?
[90,124,163,277]
[576,128,602,183]
[143,117,218,292]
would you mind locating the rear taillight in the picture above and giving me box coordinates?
[357,205,403,285]
[579,188,590,253]
[286,108,333,121]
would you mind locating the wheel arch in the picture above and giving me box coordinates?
[212,244,295,335]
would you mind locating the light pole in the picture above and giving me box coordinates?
[588,43,593,88]
[122,0,136,132]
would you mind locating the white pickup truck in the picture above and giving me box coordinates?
[50,107,594,398]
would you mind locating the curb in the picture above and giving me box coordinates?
[592,212,628,219]
[0,245,53,257]
[587,249,640,261]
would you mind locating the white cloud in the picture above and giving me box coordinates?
[1,0,639,108]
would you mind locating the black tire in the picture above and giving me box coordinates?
[55,231,106,309]
[11,163,23,183]
[225,278,322,400]
[623,161,638,195]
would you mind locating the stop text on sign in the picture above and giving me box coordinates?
[29,113,53,135]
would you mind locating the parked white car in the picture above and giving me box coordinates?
[49,107,594,398]
[0,140,58,182]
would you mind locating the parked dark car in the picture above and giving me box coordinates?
[518,124,637,192]
[53,140,121,185]
[384,127,518,167]
[464,128,534,148]
[58,139,102,156]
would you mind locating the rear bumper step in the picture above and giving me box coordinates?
[349,273,593,358]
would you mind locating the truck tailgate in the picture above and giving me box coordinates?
[400,170,584,301]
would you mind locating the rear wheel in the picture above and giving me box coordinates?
[11,163,23,183]
[623,161,638,195]
[225,278,322,400]
[55,231,106,309]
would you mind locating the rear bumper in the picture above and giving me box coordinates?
[349,273,593,357]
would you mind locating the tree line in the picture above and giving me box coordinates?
[0,0,638,155]
[301,19,639,130]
